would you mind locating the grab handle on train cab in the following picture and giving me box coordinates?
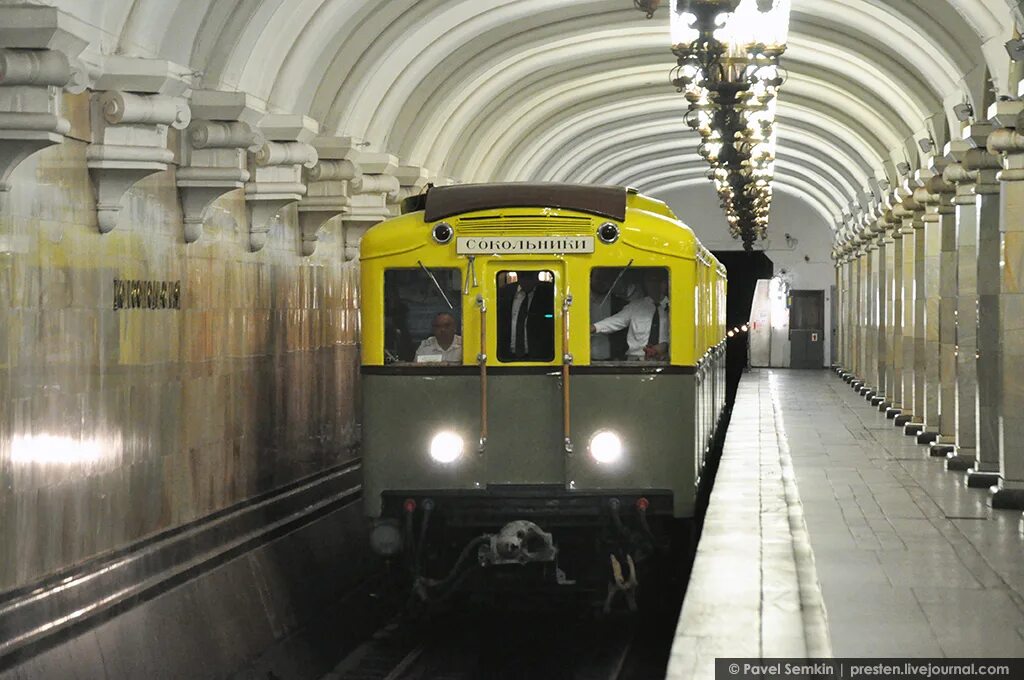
[562,292,573,455]
[476,293,487,454]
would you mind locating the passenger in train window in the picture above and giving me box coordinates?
[496,270,555,362]
[383,268,461,363]
[414,312,463,363]
[590,268,669,361]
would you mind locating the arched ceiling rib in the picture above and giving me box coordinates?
[30,0,1024,246]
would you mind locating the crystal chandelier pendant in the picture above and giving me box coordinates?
[671,0,791,250]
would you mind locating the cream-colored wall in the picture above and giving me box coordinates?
[657,184,835,366]
[0,140,360,591]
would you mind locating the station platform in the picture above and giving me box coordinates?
[668,370,1024,678]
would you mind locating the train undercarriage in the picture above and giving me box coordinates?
[370,488,696,613]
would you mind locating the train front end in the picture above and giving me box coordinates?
[358,183,726,604]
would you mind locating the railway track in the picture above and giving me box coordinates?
[326,610,642,680]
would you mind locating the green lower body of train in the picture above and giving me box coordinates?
[361,344,726,606]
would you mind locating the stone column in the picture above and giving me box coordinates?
[967,120,1005,487]
[834,252,845,371]
[924,165,958,452]
[857,241,870,384]
[907,197,929,434]
[941,143,993,471]
[986,117,1024,509]
[887,223,906,419]
[912,174,944,442]
[869,224,885,399]
[872,214,892,408]
[894,197,919,427]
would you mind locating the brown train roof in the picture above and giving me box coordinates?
[415,183,628,222]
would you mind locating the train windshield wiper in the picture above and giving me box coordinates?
[418,260,454,310]
[601,258,634,307]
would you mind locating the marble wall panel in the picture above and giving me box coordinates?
[0,140,361,592]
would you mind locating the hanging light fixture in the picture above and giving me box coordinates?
[670,0,791,250]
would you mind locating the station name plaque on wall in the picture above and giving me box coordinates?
[113,279,182,310]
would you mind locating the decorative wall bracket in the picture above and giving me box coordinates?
[178,120,264,242]
[244,131,318,252]
[298,158,359,256]
[389,164,431,216]
[87,90,190,232]
[342,153,400,261]
[0,5,90,193]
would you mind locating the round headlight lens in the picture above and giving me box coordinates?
[430,431,464,463]
[597,222,620,244]
[589,430,623,464]
[432,222,453,244]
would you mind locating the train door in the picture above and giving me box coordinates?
[482,263,566,486]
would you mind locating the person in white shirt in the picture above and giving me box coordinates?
[590,270,614,361]
[590,269,669,361]
[415,312,462,363]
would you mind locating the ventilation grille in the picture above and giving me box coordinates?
[454,214,595,236]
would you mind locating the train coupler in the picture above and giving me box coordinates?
[478,520,558,566]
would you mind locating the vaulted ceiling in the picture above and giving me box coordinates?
[21,0,1024,246]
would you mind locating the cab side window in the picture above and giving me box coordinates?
[496,270,555,362]
[384,268,462,364]
[589,266,670,362]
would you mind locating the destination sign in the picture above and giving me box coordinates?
[456,236,595,255]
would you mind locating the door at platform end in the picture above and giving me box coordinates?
[789,289,824,369]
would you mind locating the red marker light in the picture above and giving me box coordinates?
[636,497,650,511]
[403,498,417,513]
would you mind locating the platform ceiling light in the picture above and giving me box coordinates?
[670,0,791,251]
[634,0,663,18]
[952,101,973,122]
[917,137,935,154]
[1005,37,1024,61]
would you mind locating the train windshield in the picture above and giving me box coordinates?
[384,267,463,364]
[495,270,556,362]
[590,266,670,363]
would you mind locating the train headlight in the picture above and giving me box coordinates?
[430,430,464,464]
[589,430,623,465]
[597,222,620,244]
[432,222,453,244]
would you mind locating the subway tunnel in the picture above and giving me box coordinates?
[1,1,1023,678]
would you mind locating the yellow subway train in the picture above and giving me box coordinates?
[359,183,726,605]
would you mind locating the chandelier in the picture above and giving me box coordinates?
[669,0,790,250]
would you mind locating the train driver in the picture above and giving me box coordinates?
[590,268,669,361]
[414,312,463,363]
